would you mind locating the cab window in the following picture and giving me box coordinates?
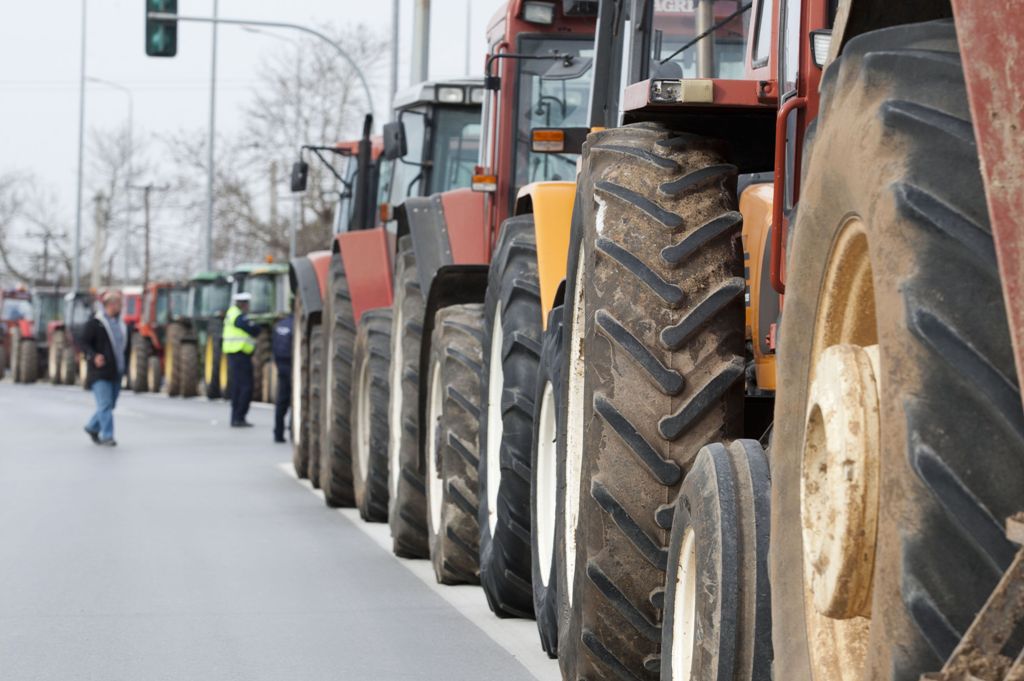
[649,0,751,80]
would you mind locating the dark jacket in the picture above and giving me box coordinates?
[272,315,293,371]
[82,313,128,389]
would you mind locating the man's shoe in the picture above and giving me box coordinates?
[274,436,286,443]
[97,439,117,447]
[84,427,100,443]
[230,421,254,428]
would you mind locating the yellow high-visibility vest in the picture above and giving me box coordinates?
[222,305,255,355]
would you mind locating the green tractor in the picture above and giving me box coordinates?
[228,262,290,402]
[169,271,232,399]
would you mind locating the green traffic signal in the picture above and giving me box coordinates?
[145,0,178,57]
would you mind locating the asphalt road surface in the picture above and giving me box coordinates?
[0,382,558,681]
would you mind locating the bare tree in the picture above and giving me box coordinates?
[0,173,75,287]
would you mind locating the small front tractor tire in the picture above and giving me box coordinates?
[350,308,393,522]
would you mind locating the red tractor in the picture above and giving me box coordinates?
[5,287,64,383]
[127,281,189,393]
[0,288,33,380]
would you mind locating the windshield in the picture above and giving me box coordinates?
[429,107,481,194]
[386,109,428,209]
[1,298,33,322]
[156,289,171,325]
[243,275,275,315]
[335,154,357,233]
[69,296,93,326]
[32,293,61,337]
[170,288,189,319]
[514,37,594,189]
[650,0,750,80]
[196,281,230,318]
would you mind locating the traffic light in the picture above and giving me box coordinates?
[145,0,177,57]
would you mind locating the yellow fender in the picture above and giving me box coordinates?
[739,182,778,392]
[515,181,577,327]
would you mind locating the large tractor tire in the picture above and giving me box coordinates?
[203,333,223,399]
[425,303,485,585]
[17,338,38,384]
[179,342,200,398]
[306,323,325,488]
[319,256,358,507]
[146,354,162,393]
[48,335,63,385]
[62,347,77,385]
[260,360,273,405]
[558,123,746,680]
[129,333,149,393]
[252,328,271,403]
[660,440,772,681]
[479,215,542,618]
[292,299,311,479]
[350,308,393,522]
[165,322,185,396]
[770,21,1024,681]
[0,343,6,380]
[387,237,429,558]
[531,305,565,657]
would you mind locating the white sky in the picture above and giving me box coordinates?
[0,0,505,239]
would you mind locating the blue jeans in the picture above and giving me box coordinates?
[86,379,121,441]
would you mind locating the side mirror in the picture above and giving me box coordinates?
[290,161,309,192]
[542,55,593,81]
[382,121,407,161]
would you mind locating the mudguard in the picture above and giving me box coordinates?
[290,250,330,331]
[739,182,778,392]
[334,227,394,325]
[398,188,488,296]
[515,181,576,327]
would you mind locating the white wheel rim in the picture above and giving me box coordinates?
[485,308,505,536]
[426,358,444,534]
[564,242,586,607]
[355,352,372,483]
[292,319,303,445]
[535,380,557,588]
[670,527,698,681]
[388,306,404,501]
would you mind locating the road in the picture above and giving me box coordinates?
[0,382,558,681]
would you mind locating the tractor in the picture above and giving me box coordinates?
[165,271,232,399]
[46,290,94,386]
[6,287,64,384]
[519,0,1024,680]
[0,288,33,380]
[127,281,189,393]
[291,79,483,511]
[229,262,290,403]
[356,2,597,618]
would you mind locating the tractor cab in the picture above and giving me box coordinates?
[188,272,231,323]
[0,288,33,379]
[229,262,291,402]
[377,78,485,228]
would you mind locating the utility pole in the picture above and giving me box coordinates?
[91,192,109,290]
[411,0,431,84]
[130,184,169,289]
[27,230,60,285]
[390,0,399,109]
[465,0,471,75]
[205,0,220,272]
[72,0,87,292]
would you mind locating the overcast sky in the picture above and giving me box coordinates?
[0,0,504,240]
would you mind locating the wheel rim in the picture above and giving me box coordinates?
[292,320,303,446]
[799,218,879,681]
[564,242,586,606]
[426,357,444,534]
[166,346,175,384]
[388,306,404,501]
[219,353,228,388]
[204,340,214,384]
[535,380,557,587]
[485,309,505,536]
[669,527,698,681]
[355,352,372,483]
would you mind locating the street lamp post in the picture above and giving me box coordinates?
[73,0,87,292]
[86,77,134,283]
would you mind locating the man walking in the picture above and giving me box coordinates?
[272,313,293,443]
[223,291,260,428]
[83,291,127,447]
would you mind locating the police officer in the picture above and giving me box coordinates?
[223,291,260,427]
[271,314,293,443]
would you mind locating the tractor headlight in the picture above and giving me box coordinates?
[436,86,465,104]
[522,1,556,25]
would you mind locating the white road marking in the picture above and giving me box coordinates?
[276,462,561,681]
